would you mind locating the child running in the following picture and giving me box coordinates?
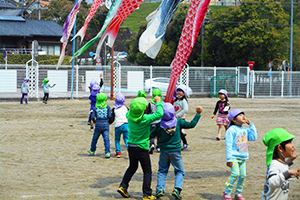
[262,128,300,200]
[109,93,129,158]
[223,109,257,200]
[173,86,189,150]
[88,84,100,131]
[42,78,56,104]
[211,89,230,140]
[150,103,203,200]
[20,78,30,104]
[87,93,111,158]
[146,88,162,154]
[117,96,163,200]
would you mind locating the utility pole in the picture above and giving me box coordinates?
[200,9,210,67]
[38,0,41,20]
[289,0,293,96]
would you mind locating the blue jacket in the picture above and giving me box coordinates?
[88,95,97,111]
[91,105,111,124]
[225,123,257,162]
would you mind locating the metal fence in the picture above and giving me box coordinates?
[0,64,299,100]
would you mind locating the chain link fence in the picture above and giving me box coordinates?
[0,64,299,100]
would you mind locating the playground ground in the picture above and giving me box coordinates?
[0,97,300,200]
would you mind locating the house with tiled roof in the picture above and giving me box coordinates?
[0,15,63,55]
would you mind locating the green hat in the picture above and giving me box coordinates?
[95,93,107,109]
[151,88,162,103]
[43,78,49,85]
[138,90,146,98]
[128,97,148,122]
[263,128,295,166]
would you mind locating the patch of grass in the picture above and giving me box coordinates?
[121,3,161,34]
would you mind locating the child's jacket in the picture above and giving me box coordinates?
[126,101,163,150]
[261,159,293,200]
[225,124,257,162]
[91,105,111,124]
[173,98,188,119]
[21,83,29,94]
[150,114,201,152]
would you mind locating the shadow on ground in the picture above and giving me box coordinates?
[90,171,230,198]
[197,193,223,200]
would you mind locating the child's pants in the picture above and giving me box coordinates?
[225,158,246,194]
[115,123,129,153]
[20,93,28,104]
[120,146,152,197]
[43,93,49,101]
[90,121,110,153]
[156,151,185,192]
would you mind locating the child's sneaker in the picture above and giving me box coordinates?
[87,149,95,156]
[223,192,232,200]
[143,195,156,200]
[156,147,160,152]
[234,193,245,200]
[105,153,110,158]
[149,144,155,154]
[90,126,94,131]
[87,122,91,125]
[181,144,189,150]
[115,152,121,158]
[20,101,23,104]
[216,134,221,140]
[172,189,182,200]
[117,186,130,198]
[155,189,164,198]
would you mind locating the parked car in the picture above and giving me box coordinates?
[144,77,193,96]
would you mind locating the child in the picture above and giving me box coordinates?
[87,93,111,158]
[262,128,300,200]
[42,78,56,104]
[150,103,203,200]
[109,93,129,158]
[173,86,189,150]
[88,74,103,93]
[211,89,230,140]
[138,90,147,98]
[88,84,100,131]
[117,96,163,200]
[20,78,30,104]
[223,109,257,200]
[146,88,162,154]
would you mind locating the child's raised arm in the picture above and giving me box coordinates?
[180,106,203,129]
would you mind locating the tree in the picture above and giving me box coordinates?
[204,0,291,70]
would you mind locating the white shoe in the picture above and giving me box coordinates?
[149,144,155,154]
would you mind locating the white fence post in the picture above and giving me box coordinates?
[281,71,284,98]
[76,65,78,98]
[251,70,255,99]
[150,65,153,95]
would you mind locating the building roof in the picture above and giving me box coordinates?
[0,18,63,37]
[0,1,18,9]
[0,9,23,16]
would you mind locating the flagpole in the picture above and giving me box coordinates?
[71,0,77,100]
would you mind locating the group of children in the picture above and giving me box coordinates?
[86,85,299,200]
[20,77,56,104]
[21,77,298,200]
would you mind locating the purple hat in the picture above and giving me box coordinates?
[227,109,244,127]
[23,78,30,84]
[91,84,100,96]
[219,89,229,101]
[160,103,177,129]
[114,93,125,109]
[90,79,97,88]
[176,86,187,96]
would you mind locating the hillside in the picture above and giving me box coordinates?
[120,3,228,34]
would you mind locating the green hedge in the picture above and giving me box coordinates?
[0,54,74,65]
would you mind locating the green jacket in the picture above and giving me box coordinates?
[126,101,164,150]
[150,114,201,152]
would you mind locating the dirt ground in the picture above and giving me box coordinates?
[1,97,300,200]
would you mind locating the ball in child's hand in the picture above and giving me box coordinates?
[196,106,203,113]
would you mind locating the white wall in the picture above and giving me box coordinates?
[47,70,68,92]
[0,70,17,92]
[85,71,103,92]
[127,71,144,92]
